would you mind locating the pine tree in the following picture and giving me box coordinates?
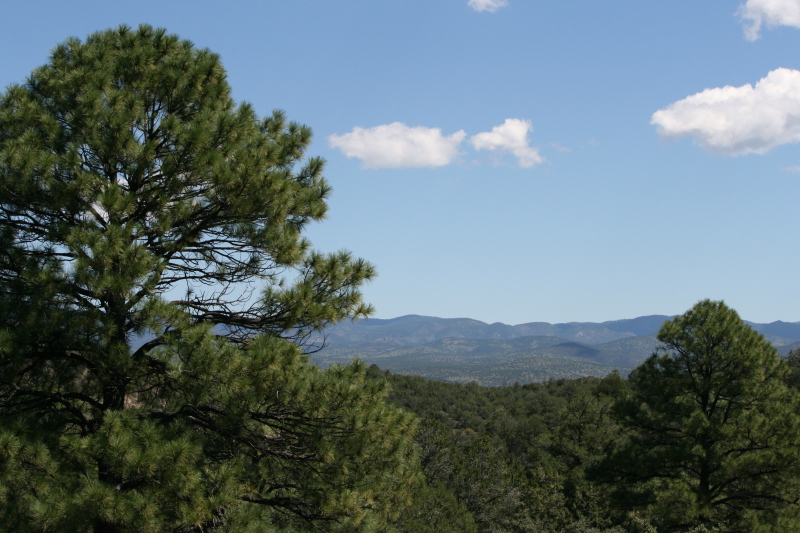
[602,300,800,532]
[0,25,418,532]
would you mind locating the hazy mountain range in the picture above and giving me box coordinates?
[307,315,800,386]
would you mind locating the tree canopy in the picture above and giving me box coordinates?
[603,300,800,531]
[3,28,799,532]
[0,25,418,532]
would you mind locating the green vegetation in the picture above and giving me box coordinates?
[317,335,643,386]
[372,366,630,531]
[0,26,416,531]
[1,25,798,533]
[372,300,800,532]
[604,300,800,530]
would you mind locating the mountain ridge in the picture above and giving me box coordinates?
[310,314,800,386]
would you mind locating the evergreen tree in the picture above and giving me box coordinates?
[602,300,800,532]
[0,25,418,531]
[413,420,535,532]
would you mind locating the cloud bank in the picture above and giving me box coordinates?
[329,119,544,169]
[651,68,800,155]
[328,123,466,169]
[468,0,508,13]
[470,118,544,168]
[739,0,800,40]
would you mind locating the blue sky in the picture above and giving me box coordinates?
[4,1,800,324]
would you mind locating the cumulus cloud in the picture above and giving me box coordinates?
[468,0,508,13]
[650,68,800,155]
[328,118,544,170]
[328,123,467,169]
[739,0,800,40]
[470,118,544,167]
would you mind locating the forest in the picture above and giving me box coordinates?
[2,25,800,532]
[371,318,800,532]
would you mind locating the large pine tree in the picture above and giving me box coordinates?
[604,300,800,532]
[0,25,418,532]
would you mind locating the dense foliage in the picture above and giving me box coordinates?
[0,26,417,532]
[2,25,798,533]
[372,366,629,532]
[375,300,800,532]
[604,300,800,531]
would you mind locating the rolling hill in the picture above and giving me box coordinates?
[307,315,800,386]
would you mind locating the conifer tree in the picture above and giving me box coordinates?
[603,300,800,532]
[0,25,418,531]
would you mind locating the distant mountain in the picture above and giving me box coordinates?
[319,314,672,347]
[309,314,800,386]
[313,334,630,387]
[745,321,800,347]
[592,335,663,367]
[601,316,672,336]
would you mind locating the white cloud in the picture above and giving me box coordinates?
[470,118,544,167]
[468,0,508,13]
[650,68,800,155]
[738,0,800,40]
[328,123,467,169]
[328,118,545,170]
